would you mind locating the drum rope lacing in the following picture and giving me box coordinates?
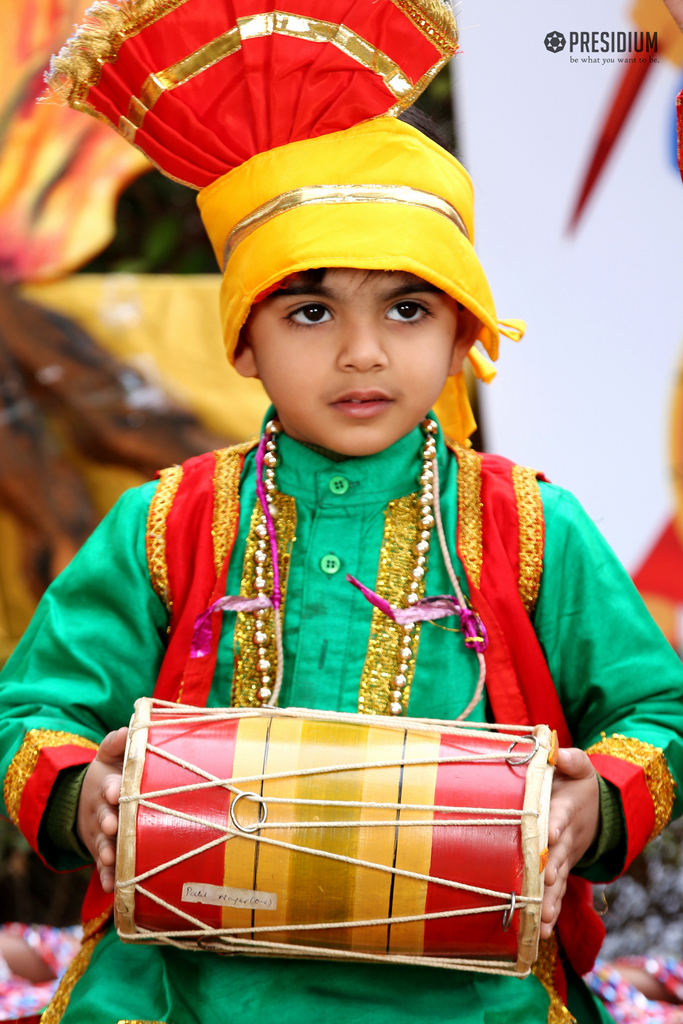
[116,703,546,973]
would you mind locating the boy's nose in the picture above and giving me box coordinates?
[337,320,388,371]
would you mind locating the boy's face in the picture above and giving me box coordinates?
[235,268,477,456]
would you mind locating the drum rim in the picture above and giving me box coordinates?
[515,723,554,975]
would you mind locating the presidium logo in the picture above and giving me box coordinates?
[544,29,659,59]
[544,31,566,53]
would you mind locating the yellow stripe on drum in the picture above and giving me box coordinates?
[350,724,405,953]
[221,715,271,931]
[258,718,369,950]
[388,729,440,955]
[250,715,306,943]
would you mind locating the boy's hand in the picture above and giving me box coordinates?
[77,727,128,893]
[541,747,599,940]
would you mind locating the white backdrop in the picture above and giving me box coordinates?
[454,0,683,571]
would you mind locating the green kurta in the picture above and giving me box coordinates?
[2,422,683,1023]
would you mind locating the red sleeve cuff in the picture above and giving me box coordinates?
[587,734,674,874]
[4,730,98,863]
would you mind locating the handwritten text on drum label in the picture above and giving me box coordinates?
[182,882,278,910]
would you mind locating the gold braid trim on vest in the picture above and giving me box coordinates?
[358,492,428,715]
[146,464,183,613]
[446,441,544,613]
[3,729,98,827]
[586,733,675,842]
[446,440,483,588]
[41,931,105,1023]
[212,440,259,575]
[232,494,297,707]
[511,464,544,615]
[82,907,114,940]
[532,935,577,1024]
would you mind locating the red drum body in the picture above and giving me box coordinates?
[115,700,554,975]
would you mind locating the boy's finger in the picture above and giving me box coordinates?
[547,798,573,844]
[100,809,119,837]
[542,862,569,928]
[99,865,115,893]
[103,773,123,806]
[95,829,115,859]
[99,840,116,867]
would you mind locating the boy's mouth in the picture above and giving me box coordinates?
[330,390,394,419]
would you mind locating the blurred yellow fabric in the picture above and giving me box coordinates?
[0,275,270,661]
[0,511,38,664]
[22,274,271,440]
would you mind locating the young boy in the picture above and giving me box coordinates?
[2,2,683,1022]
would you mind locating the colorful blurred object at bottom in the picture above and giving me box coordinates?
[0,923,81,1022]
[586,958,683,1023]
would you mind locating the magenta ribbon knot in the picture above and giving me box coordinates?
[190,594,273,659]
[346,574,488,652]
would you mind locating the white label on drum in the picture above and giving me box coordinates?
[181,882,278,911]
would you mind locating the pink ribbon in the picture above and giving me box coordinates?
[191,595,272,658]
[346,574,488,652]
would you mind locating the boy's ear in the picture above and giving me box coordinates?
[233,329,259,379]
[448,307,481,376]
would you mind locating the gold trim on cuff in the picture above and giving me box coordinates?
[146,464,183,614]
[224,183,469,268]
[586,732,676,842]
[511,464,544,615]
[447,439,483,589]
[3,730,98,828]
[212,440,258,576]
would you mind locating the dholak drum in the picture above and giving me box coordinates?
[115,698,556,976]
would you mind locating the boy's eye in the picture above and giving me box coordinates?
[290,304,332,325]
[386,301,425,322]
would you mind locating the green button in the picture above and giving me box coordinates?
[329,474,349,495]
[320,553,341,575]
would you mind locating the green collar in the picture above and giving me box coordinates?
[259,408,449,508]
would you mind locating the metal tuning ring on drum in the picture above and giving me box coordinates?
[506,734,539,766]
[229,791,268,833]
[501,891,517,932]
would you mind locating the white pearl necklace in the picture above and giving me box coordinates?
[251,417,439,714]
[388,416,438,715]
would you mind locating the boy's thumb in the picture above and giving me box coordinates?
[98,726,129,765]
[554,746,594,779]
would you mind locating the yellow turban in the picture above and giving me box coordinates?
[198,115,523,444]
